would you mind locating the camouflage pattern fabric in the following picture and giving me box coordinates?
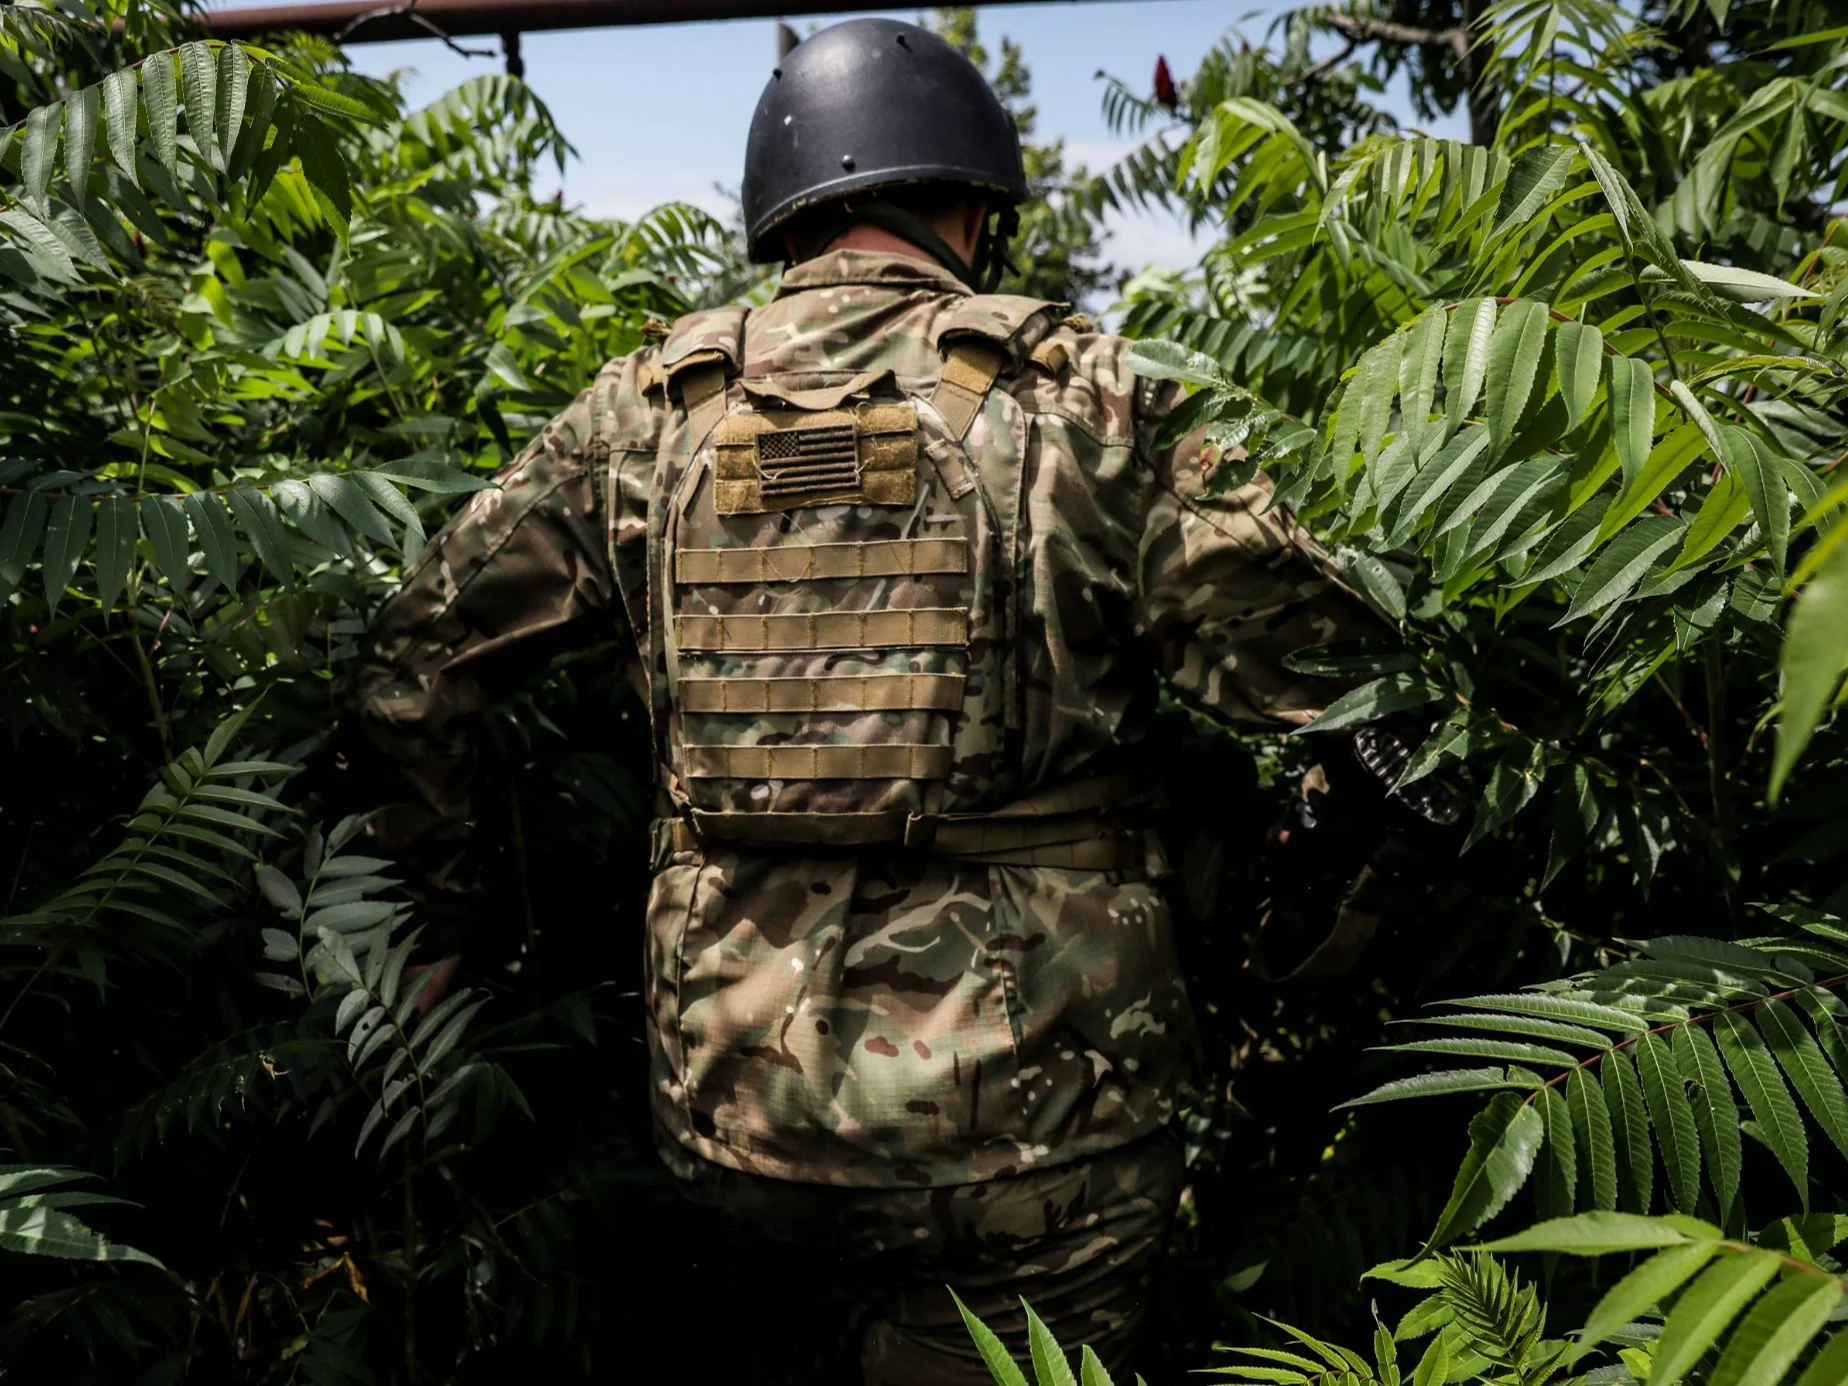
[673,1130,1184,1385]
[356,249,1381,1189]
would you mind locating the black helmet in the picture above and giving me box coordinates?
[741,18,1029,288]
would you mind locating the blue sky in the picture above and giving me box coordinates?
[219,2,1466,272]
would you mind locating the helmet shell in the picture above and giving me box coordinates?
[741,18,1029,263]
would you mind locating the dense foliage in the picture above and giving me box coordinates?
[1,0,1846,1382]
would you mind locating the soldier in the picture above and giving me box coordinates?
[355,18,1388,1382]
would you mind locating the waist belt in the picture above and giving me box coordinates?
[651,776,1152,871]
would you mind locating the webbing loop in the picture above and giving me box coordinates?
[929,341,1006,443]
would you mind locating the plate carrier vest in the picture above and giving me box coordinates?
[608,296,1147,873]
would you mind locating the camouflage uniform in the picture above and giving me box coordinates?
[357,249,1377,1374]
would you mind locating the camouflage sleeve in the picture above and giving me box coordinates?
[353,388,620,946]
[1133,377,1385,727]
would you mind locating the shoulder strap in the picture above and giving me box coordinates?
[930,341,1005,443]
[660,304,748,442]
[927,293,1064,442]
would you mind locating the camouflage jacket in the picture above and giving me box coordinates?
[357,250,1379,1188]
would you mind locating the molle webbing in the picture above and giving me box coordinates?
[679,673,965,714]
[676,608,969,652]
[683,743,954,781]
[655,777,1148,870]
[675,539,967,585]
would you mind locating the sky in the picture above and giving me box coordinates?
[215,2,1467,275]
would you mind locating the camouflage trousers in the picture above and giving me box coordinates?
[669,1131,1184,1385]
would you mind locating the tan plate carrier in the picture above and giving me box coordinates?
[636,299,1146,873]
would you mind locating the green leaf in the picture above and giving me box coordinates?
[1525,494,1613,588]
[64,84,98,204]
[1410,1013,1613,1049]
[1382,1038,1577,1067]
[1463,737,1549,850]
[40,493,92,614]
[0,1167,92,1198]
[1492,145,1576,240]
[1606,422,1708,537]
[1605,1045,1655,1213]
[1568,1067,1619,1212]
[295,116,352,228]
[101,66,139,186]
[1609,356,1657,491]
[1557,514,1684,625]
[1025,1303,1078,1386]
[1536,1082,1577,1219]
[1636,1031,1701,1214]
[1426,1091,1545,1248]
[1676,1023,1742,1219]
[0,1203,162,1266]
[142,51,180,174]
[1774,539,1848,799]
[1,204,79,282]
[1545,761,1597,888]
[1453,994,1647,1034]
[308,474,396,546]
[1708,1272,1841,1386]
[1713,1010,1809,1204]
[1124,339,1224,388]
[1675,470,1751,570]
[92,495,135,612]
[0,491,50,586]
[1567,1240,1722,1364]
[1411,1333,1449,1386]
[1386,426,1490,548]
[276,71,386,124]
[183,493,239,593]
[215,44,250,171]
[1652,1255,1782,1386]
[1793,1330,1848,1386]
[179,41,220,172]
[1682,259,1818,302]
[1757,998,1848,1163]
[254,863,302,916]
[21,101,59,211]
[1296,673,1446,735]
[1485,299,1547,457]
[226,487,293,585]
[346,472,419,536]
[140,495,190,589]
[1477,1210,1705,1254]
[1443,299,1496,434]
[227,59,277,181]
[1664,377,1722,456]
[1341,1069,1532,1109]
[1724,427,1790,581]
[1400,309,1445,449]
[1357,335,1401,471]
[1343,550,1408,621]
[1078,1346,1115,1386]
[953,1290,1031,1386]
[1555,320,1603,430]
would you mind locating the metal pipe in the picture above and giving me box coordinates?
[204,0,1127,44]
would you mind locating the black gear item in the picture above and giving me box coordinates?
[741,19,1029,269]
[1249,722,1469,983]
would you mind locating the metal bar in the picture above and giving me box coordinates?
[204,0,1123,44]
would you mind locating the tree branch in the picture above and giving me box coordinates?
[1324,12,1469,62]
[336,0,495,59]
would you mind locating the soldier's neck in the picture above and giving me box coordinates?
[818,224,971,271]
